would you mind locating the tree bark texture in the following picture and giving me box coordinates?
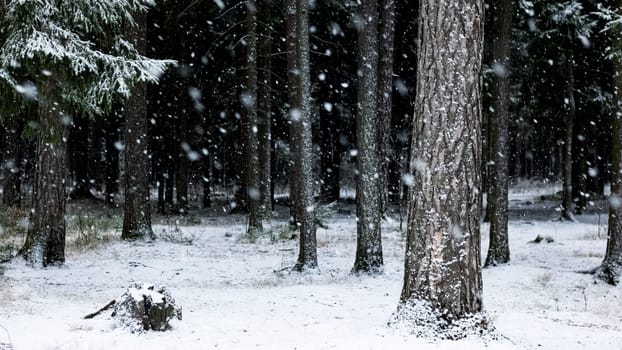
[122,11,155,240]
[484,0,513,267]
[353,0,383,273]
[378,0,396,216]
[21,81,67,266]
[244,0,262,232]
[400,0,484,318]
[286,0,300,226]
[600,9,622,285]
[292,0,318,271]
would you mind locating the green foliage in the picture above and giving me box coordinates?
[0,0,175,117]
[67,213,122,249]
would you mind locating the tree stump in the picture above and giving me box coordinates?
[112,283,182,332]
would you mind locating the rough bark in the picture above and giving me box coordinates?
[484,0,513,267]
[292,0,318,271]
[378,0,396,216]
[21,80,67,266]
[599,10,622,285]
[122,11,155,240]
[400,0,484,319]
[353,0,383,274]
[245,0,262,232]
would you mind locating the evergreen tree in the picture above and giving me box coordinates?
[0,0,173,265]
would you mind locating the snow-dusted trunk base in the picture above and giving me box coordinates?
[399,0,485,325]
[111,283,182,332]
[21,82,67,266]
[121,12,155,241]
[353,0,383,274]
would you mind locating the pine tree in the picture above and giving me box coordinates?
[395,0,486,335]
[0,0,173,265]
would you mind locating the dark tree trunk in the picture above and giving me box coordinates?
[484,0,513,267]
[319,108,341,204]
[244,0,262,232]
[2,116,23,208]
[286,0,300,226]
[122,11,155,240]
[176,114,189,215]
[377,0,396,216]
[258,2,273,220]
[69,117,94,199]
[292,0,318,271]
[560,47,576,221]
[353,0,383,274]
[21,81,67,266]
[599,11,622,285]
[400,0,484,321]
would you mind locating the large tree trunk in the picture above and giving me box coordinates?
[2,116,23,208]
[353,0,383,274]
[484,0,513,267]
[399,0,484,323]
[292,0,318,271]
[21,81,67,266]
[122,11,155,240]
[377,0,396,216]
[599,10,622,285]
[244,0,262,232]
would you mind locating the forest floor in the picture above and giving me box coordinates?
[1,180,621,349]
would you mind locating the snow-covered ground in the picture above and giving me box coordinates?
[1,182,621,350]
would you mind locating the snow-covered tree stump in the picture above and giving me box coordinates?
[112,283,182,332]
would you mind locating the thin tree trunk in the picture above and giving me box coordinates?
[122,11,155,240]
[292,0,317,271]
[484,0,513,267]
[560,46,575,221]
[258,2,273,221]
[286,0,300,226]
[353,0,383,274]
[244,0,262,232]
[21,80,67,266]
[176,114,189,215]
[378,0,396,216]
[104,110,121,207]
[399,0,484,321]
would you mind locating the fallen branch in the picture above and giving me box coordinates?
[83,299,116,319]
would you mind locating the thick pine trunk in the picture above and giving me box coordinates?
[122,11,155,240]
[353,0,383,274]
[600,11,622,285]
[21,82,67,266]
[292,0,318,271]
[400,0,484,319]
[484,0,513,267]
